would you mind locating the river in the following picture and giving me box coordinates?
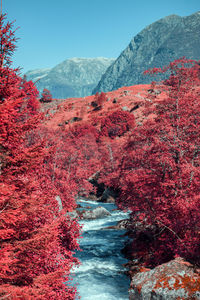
[72,199,130,300]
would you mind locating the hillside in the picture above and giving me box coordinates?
[93,11,200,93]
[43,84,156,129]
[25,57,115,99]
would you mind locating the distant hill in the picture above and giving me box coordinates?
[93,11,200,94]
[25,58,115,99]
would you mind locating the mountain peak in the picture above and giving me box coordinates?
[26,57,115,99]
[93,11,200,94]
[69,57,114,62]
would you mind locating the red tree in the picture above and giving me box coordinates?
[38,122,102,206]
[91,92,107,110]
[0,14,80,299]
[95,92,107,106]
[100,110,135,139]
[103,59,200,267]
[21,77,40,116]
[40,88,53,103]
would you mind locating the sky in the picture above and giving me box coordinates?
[4,0,200,73]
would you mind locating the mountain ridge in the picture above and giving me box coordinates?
[93,11,200,94]
[25,57,115,99]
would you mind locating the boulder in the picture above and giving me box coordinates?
[81,206,111,220]
[105,196,115,203]
[122,106,129,111]
[66,211,79,219]
[117,219,131,230]
[55,195,63,211]
[99,187,116,203]
[104,219,131,230]
[129,257,200,300]
[86,194,99,201]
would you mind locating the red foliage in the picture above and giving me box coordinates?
[2,10,199,297]
[95,92,107,106]
[90,92,107,110]
[37,123,101,209]
[100,110,135,139]
[70,122,99,140]
[102,59,200,267]
[21,77,40,115]
[0,14,18,68]
[0,15,80,299]
[40,88,53,103]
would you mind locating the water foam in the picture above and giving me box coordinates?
[72,200,130,299]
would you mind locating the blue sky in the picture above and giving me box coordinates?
[4,0,200,73]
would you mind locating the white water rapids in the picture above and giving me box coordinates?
[72,199,130,300]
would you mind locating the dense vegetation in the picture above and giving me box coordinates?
[0,14,93,299]
[100,59,200,267]
[0,13,199,299]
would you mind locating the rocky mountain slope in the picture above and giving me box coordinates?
[25,68,51,83]
[25,58,114,99]
[93,11,200,94]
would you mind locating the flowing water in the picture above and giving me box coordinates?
[72,199,130,300]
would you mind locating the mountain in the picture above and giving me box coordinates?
[25,58,115,99]
[93,11,200,94]
[25,68,51,82]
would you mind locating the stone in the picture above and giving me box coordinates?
[55,195,63,211]
[130,104,139,112]
[66,211,79,219]
[91,100,98,107]
[124,90,129,95]
[147,88,161,95]
[105,196,115,203]
[86,194,99,201]
[69,116,82,123]
[117,219,131,229]
[129,257,200,300]
[81,206,111,220]
[122,106,129,111]
[93,105,102,111]
[104,219,130,230]
[99,188,116,203]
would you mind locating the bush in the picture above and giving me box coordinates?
[100,110,135,138]
[40,88,53,103]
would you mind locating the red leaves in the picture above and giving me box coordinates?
[100,110,135,139]
[100,59,200,267]
[0,14,18,68]
[95,91,107,105]
[39,123,101,210]
[0,15,80,299]
[40,88,53,103]
[21,78,40,116]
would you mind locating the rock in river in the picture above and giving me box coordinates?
[81,206,111,220]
